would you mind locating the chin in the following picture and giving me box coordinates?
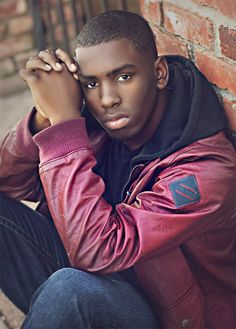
[106,126,139,143]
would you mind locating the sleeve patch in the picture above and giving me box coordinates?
[169,175,201,208]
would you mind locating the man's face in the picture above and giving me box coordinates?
[75,38,164,149]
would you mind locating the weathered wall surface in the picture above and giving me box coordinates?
[0,0,140,97]
[141,0,236,131]
[0,0,35,97]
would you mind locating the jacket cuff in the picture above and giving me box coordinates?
[33,118,93,163]
[13,109,40,160]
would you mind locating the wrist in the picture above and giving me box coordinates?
[50,113,82,126]
[31,111,51,134]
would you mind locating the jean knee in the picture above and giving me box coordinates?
[40,268,92,297]
[43,268,79,292]
[31,268,100,315]
[41,268,105,305]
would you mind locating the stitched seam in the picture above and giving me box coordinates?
[40,147,94,169]
[0,215,64,268]
[160,282,198,311]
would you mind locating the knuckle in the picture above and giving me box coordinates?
[38,51,44,57]
[38,49,49,57]
[26,57,34,64]
[26,57,34,66]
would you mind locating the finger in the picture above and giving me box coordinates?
[26,57,52,72]
[73,73,79,80]
[38,50,63,71]
[19,69,38,84]
[55,48,78,72]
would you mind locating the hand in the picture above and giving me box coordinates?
[31,111,51,134]
[26,49,79,80]
[20,64,83,126]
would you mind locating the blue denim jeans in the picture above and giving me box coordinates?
[0,193,158,329]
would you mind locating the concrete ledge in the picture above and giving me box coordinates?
[0,292,25,329]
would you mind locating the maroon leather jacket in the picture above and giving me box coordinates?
[1,56,235,328]
[0,114,235,329]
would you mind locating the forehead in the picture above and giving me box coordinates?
[75,38,146,75]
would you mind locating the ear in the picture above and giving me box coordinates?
[154,56,169,90]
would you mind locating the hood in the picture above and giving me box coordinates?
[82,56,226,162]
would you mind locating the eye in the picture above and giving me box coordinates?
[85,81,98,89]
[117,74,132,82]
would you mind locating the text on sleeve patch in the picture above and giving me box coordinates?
[169,175,201,208]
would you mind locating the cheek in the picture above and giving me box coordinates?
[83,91,101,118]
[135,73,156,96]
[126,78,157,110]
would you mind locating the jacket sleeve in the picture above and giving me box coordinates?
[34,119,236,273]
[0,110,44,202]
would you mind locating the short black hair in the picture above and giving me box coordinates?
[76,10,158,59]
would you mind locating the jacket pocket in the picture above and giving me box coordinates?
[161,282,205,329]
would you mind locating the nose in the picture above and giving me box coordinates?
[100,83,121,109]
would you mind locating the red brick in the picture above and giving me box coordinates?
[143,1,162,26]
[0,0,17,17]
[54,25,63,42]
[163,3,214,48]
[0,58,15,77]
[0,35,33,59]
[0,0,27,18]
[192,0,236,20]
[0,21,7,40]
[54,22,76,44]
[152,26,189,57]
[63,3,74,21]
[219,26,236,61]
[195,50,236,94]
[222,96,236,129]
[140,0,145,14]
[41,5,58,26]
[8,16,33,35]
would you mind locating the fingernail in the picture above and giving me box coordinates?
[45,64,51,70]
[70,63,77,71]
[56,63,63,69]
[73,73,79,80]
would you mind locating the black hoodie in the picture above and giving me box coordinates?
[85,56,226,206]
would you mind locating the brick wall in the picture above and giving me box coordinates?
[141,0,236,131]
[0,0,140,98]
[0,0,36,97]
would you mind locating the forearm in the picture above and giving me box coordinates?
[35,119,141,272]
[34,122,236,275]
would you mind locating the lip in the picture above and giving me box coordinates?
[104,114,130,130]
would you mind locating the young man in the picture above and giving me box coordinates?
[0,10,235,329]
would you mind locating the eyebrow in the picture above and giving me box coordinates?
[79,64,136,80]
